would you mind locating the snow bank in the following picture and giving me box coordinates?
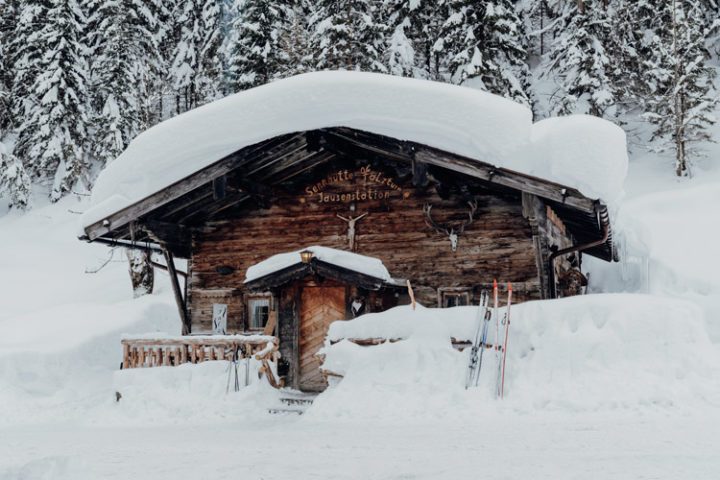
[611,183,720,340]
[312,295,720,419]
[109,361,279,425]
[245,245,391,282]
[0,296,180,427]
[83,71,628,230]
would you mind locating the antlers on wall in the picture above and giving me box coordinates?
[423,200,478,251]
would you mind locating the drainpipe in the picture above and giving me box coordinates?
[547,222,610,299]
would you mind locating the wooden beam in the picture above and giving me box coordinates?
[163,249,191,335]
[412,159,429,187]
[142,219,192,246]
[212,175,227,200]
[326,128,598,213]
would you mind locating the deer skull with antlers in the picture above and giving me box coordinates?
[423,200,478,252]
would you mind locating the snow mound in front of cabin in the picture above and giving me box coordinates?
[310,295,720,420]
[82,71,628,230]
[245,245,392,283]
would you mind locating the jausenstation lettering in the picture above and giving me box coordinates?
[304,166,404,204]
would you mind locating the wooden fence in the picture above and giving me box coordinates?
[121,335,282,387]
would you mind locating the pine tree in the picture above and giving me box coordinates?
[311,0,386,72]
[435,0,531,105]
[543,0,614,116]
[13,0,91,200]
[381,0,439,78]
[227,0,291,91]
[276,0,313,78]
[0,137,31,209]
[87,0,163,167]
[518,0,551,58]
[640,0,717,176]
[170,0,225,112]
[0,0,18,130]
[8,0,45,131]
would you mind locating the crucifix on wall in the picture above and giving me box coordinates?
[336,212,368,251]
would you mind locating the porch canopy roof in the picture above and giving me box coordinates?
[80,71,626,261]
[244,246,405,292]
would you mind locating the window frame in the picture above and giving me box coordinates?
[437,287,472,308]
[247,294,272,331]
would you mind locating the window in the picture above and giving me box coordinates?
[438,288,471,308]
[248,297,270,330]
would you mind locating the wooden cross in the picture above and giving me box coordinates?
[336,212,368,251]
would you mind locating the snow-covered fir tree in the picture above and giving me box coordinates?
[311,0,386,72]
[0,0,18,130]
[434,0,531,105]
[227,0,292,90]
[0,136,31,209]
[8,0,45,131]
[87,0,165,167]
[381,0,446,79]
[640,0,717,176]
[12,0,91,200]
[542,0,614,116]
[275,0,314,78]
[382,0,424,78]
[518,0,551,58]
[170,0,225,112]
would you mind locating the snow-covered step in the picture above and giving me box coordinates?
[279,397,315,407]
[267,392,317,415]
[267,407,306,415]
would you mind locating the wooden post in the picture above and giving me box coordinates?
[122,343,130,369]
[163,249,191,335]
[407,280,416,310]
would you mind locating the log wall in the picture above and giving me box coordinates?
[188,180,543,332]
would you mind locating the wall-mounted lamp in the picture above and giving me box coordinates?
[300,249,314,264]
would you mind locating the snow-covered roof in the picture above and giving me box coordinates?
[245,246,392,284]
[81,71,628,232]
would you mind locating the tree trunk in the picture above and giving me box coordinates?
[126,248,154,298]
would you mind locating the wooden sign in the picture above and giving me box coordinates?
[302,166,410,204]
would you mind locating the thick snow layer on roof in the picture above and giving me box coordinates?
[244,246,391,283]
[82,71,628,230]
[516,115,629,202]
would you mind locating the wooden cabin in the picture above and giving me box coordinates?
[80,75,617,392]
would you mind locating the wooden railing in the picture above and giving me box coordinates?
[121,335,282,387]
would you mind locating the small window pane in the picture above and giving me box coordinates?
[248,298,270,329]
[442,292,469,308]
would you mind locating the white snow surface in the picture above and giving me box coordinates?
[2,182,720,478]
[245,245,391,282]
[522,115,629,202]
[82,71,628,230]
[320,295,720,416]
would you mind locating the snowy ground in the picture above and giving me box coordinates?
[2,135,720,478]
[3,413,720,480]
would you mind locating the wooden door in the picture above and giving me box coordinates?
[299,285,346,392]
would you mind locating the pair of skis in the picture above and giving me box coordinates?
[465,280,513,398]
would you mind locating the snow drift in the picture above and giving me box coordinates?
[312,295,720,419]
[82,71,628,229]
